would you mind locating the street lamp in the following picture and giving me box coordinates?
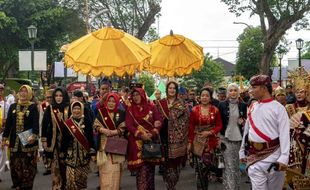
[277,51,284,87]
[28,25,37,82]
[295,38,304,67]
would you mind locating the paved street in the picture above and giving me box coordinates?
[0,161,251,190]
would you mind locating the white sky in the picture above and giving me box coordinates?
[158,0,310,66]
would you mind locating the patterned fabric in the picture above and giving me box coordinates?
[10,151,37,189]
[193,155,209,190]
[163,165,181,190]
[222,139,241,190]
[157,98,189,159]
[42,151,52,171]
[98,154,122,190]
[136,163,155,190]
[66,164,89,190]
[167,100,189,159]
[51,149,66,190]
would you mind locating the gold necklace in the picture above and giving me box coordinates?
[16,104,29,133]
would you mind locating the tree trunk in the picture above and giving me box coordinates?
[260,50,274,75]
[259,24,286,75]
[136,2,161,39]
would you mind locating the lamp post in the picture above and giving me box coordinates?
[27,25,37,82]
[277,52,284,87]
[295,38,304,67]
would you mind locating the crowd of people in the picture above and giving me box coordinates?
[0,67,309,190]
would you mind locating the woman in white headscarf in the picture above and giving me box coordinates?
[218,83,247,190]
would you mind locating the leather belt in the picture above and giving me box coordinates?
[248,137,279,151]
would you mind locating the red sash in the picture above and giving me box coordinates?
[248,103,272,142]
[157,99,169,119]
[51,106,69,135]
[98,108,116,130]
[64,118,90,151]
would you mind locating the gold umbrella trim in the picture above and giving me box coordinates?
[64,27,151,77]
[148,34,204,77]
[148,59,203,77]
[65,54,150,77]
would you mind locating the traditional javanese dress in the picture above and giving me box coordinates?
[61,101,95,190]
[285,100,310,186]
[156,98,189,190]
[2,85,39,189]
[285,104,310,189]
[126,88,162,190]
[300,111,310,176]
[41,87,70,190]
[189,105,222,190]
[93,96,126,190]
[286,101,310,175]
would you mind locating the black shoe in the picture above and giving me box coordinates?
[43,170,51,176]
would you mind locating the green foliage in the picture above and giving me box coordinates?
[221,0,310,74]
[60,0,161,39]
[235,26,263,79]
[181,54,225,91]
[137,72,155,97]
[302,41,310,59]
[0,0,85,80]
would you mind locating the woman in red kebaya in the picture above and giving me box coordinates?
[188,87,222,190]
[126,88,162,190]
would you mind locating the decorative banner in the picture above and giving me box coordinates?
[77,74,97,82]
[34,51,47,71]
[19,50,47,71]
[19,51,31,71]
[54,61,76,78]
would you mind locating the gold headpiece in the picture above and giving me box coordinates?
[274,86,286,97]
[287,67,310,91]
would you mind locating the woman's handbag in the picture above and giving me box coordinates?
[142,140,162,159]
[128,110,162,159]
[104,137,128,155]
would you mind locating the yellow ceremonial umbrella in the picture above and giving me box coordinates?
[147,31,204,77]
[64,26,151,77]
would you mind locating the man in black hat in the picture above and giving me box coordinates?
[239,75,290,189]
[217,87,227,102]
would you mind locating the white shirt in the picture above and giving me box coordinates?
[6,94,15,107]
[239,100,290,165]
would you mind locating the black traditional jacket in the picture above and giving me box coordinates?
[218,100,247,136]
[41,105,70,153]
[61,115,95,168]
[3,103,39,152]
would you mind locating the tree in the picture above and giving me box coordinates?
[221,0,310,74]
[0,0,85,81]
[60,0,161,40]
[137,72,155,97]
[235,26,263,79]
[302,41,310,59]
[181,54,225,91]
